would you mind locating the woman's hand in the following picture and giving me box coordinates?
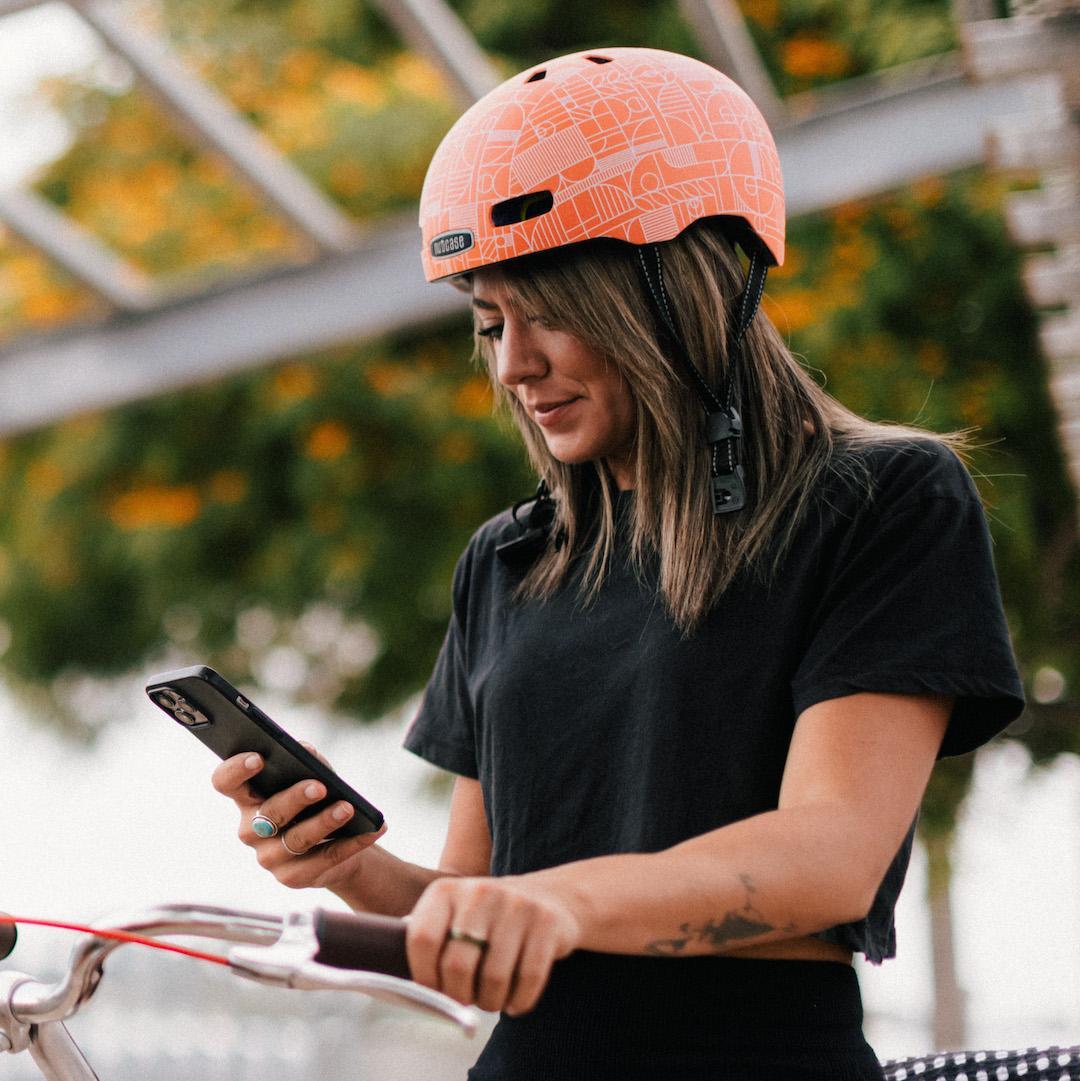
[211,750,386,891]
[406,875,581,1016]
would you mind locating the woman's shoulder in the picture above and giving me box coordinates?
[825,434,980,518]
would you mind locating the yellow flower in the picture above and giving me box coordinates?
[391,53,446,102]
[280,48,324,90]
[329,160,367,198]
[273,363,318,402]
[26,459,65,499]
[326,65,387,110]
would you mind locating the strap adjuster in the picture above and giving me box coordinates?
[706,408,742,443]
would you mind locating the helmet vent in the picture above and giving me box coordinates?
[585,55,612,63]
[492,190,554,227]
[525,69,547,82]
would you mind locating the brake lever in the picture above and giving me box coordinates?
[228,913,479,1035]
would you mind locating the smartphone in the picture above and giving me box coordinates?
[145,665,384,837]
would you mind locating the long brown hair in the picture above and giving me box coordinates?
[473,219,963,631]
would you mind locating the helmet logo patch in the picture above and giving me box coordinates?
[431,230,475,259]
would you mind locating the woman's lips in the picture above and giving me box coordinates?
[532,398,580,427]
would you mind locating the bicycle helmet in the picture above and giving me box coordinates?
[419,47,786,515]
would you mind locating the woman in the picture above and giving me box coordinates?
[214,48,1024,1079]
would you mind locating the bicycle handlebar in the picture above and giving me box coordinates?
[312,909,410,979]
[3,903,477,1040]
[0,917,15,963]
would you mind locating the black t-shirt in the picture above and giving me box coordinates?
[404,438,1023,1056]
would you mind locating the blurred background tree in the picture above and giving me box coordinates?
[2,0,1073,736]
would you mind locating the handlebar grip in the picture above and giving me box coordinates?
[313,909,410,980]
[0,916,16,961]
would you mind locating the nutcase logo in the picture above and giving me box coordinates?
[431,230,474,258]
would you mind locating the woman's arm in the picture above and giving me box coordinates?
[212,752,491,917]
[331,776,493,913]
[405,691,951,1013]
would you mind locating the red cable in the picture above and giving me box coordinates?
[0,916,230,966]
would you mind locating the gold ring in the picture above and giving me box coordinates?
[447,928,488,951]
[280,832,308,857]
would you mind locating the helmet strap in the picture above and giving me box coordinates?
[636,242,768,515]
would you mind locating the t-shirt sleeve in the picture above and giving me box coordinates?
[791,446,1025,757]
[403,545,480,778]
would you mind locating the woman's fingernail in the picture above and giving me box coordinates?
[304,783,321,799]
[332,803,352,822]
[244,754,260,770]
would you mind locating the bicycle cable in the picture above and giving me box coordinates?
[0,915,229,965]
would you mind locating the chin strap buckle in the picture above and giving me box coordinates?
[495,482,558,571]
[712,466,747,514]
[707,407,745,515]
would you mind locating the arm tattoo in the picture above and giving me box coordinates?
[645,874,796,956]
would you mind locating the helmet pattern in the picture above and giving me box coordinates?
[419,47,785,282]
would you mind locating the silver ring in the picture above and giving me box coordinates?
[280,832,308,857]
[447,928,488,951]
[251,814,278,839]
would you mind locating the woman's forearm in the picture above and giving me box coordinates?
[524,804,885,957]
[328,844,453,917]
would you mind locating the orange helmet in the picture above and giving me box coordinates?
[419,46,785,282]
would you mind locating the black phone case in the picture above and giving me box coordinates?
[145,665,384,837]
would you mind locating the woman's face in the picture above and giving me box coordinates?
[471,270,637,490]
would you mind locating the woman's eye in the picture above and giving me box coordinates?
[477,324,503,340]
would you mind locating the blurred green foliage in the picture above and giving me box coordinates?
[0,0,1075,782]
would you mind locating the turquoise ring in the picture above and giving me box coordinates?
[252,814,279,839]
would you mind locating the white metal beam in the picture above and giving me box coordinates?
[677,0,784,124]
[780,68,1054,217]
[0,187,155,310]
[0,216,463,433]
[0,66,1057,433]
[0,0,49,14]
[67,0,360,254]
[370,0,500,105]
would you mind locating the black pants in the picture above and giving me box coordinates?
[468,952,885,1081]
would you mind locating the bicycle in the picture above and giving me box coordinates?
[2,904,1075,1080]
[0,903,477,1079]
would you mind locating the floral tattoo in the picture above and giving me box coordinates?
[645,874,795,956]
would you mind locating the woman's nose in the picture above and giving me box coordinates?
[495,320,547,389]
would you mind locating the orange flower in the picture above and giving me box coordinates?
[740,0,779,30]
[366,362,414,397]
[109,486,201,529]
[916,342,947,379]
[453,376,493,418]
[306,421,351,461]
[209,470,247,504]
[763,289,817,333]
[438,431,476,464]
[782,35,852,80]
